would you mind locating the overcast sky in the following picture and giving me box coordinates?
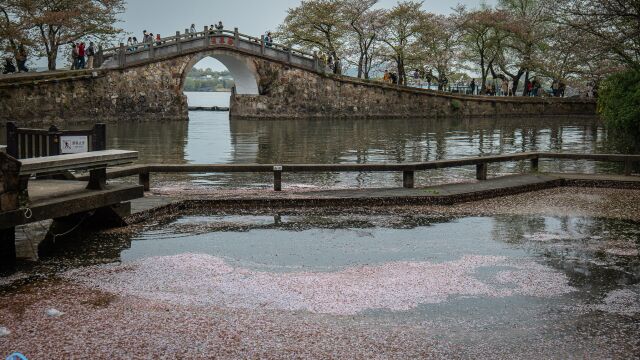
[119,0,493,70]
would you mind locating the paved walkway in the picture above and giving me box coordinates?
[128,173,640,218]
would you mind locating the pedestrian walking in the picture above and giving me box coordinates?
[16,45,28,73]
[469,79,476,95]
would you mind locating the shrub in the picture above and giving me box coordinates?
[598,69,640,133]
[450,99,462,111]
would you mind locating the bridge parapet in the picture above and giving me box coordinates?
[100,28,318,72]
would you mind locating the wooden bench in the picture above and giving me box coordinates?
[1,123,142,270]
[21,149,138,189]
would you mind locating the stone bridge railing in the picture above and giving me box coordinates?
[100,27,319,71]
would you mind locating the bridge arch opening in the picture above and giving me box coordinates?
[181,51,260,97]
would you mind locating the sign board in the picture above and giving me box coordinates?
[273,166,283,171]
[60,136,89,154]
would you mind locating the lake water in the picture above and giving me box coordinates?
[0,92,623,188]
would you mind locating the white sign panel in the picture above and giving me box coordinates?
[60,136,89,154]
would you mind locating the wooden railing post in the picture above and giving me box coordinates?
[93,123,106,151]
[48,125,60,156]
[234,27,240,48]
[273,165,282,191]
[260,35,265,55]
[476,163,488,180]
[149,40,155,59]
[0,153,19,270]
[624,160,633,176]
[6,122,18,158]
[204,26,210,46]
[118,42,126,68]
[176,31,182,53]
[531,155,539,172]
[403,171,415,189]
[287,48,292,64]
[139,171,150,191]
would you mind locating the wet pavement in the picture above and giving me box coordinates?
[1,187,639,358]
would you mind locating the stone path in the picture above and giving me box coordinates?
[129,173,640,213]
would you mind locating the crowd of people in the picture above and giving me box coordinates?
[125,21,227,53]
[376,67,577,98]
[69,42,96,70]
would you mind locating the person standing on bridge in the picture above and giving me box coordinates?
[78,42,86,69]
[470,79,476,95]
[190,24,196,37]
[215,21,224,31]
[70,44,79,70]
[143,30,151,47]
[265,32,273,47]
[86,42,96,69]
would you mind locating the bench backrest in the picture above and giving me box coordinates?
[6,122,106,160]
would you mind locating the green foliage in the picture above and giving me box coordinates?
[184,68,234,92]
[450,99,462,111]
[598,69,640,133]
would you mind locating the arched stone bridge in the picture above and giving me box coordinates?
[100,28,320,96]
[0,27,596,123]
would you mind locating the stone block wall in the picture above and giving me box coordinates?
[231,63,597,119]
[0,60,190,125]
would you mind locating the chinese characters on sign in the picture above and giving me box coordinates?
[60,136,89,154]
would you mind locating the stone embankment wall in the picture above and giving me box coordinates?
[0,60,190,125]
[231,62,596,119]
[0,47,596,125]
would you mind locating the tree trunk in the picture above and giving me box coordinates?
[511,69,524,96]
[357,53,364,78]
[480,56,487,94]
[48,49,58,70]
[397,59,406,85]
